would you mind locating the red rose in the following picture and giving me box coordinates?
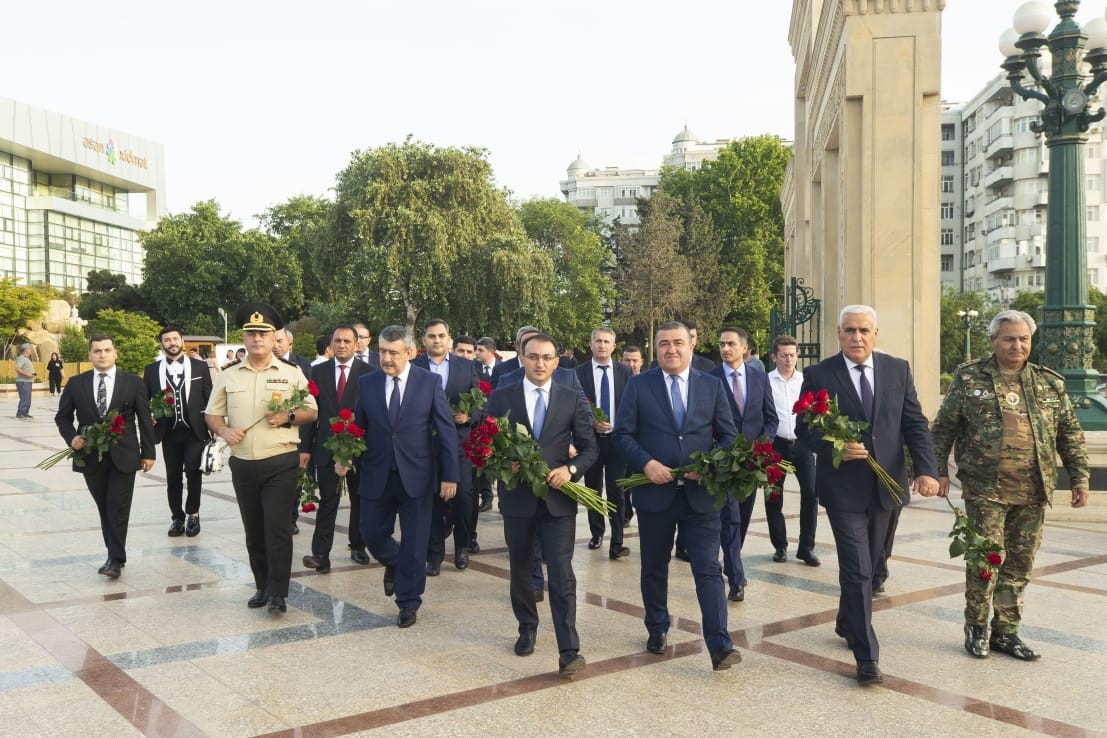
[979,568,992,581]
[307,380,319,397]
[811,400,830,415]
[986,551,1002,566]
[815,388,830,403]
[753,442,774,456]
[766,466,784,485]
[330,421,345,434]
[484,417,501,436]
[478,380,493,396]
[339,408,354,421]
[351,425,365,439]
[480,446,493,458]
[302,502,317,513]
[471,456,486,469]
[771,452,783,464]
[110,416,126,434]
[792,391,815,414]
[165,394,175,405]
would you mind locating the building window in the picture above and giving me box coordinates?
[1088,205,1100,222]
[1089,174,1102,191]
[941,228,954,245]
[941,202,955,218]
[1088,142,1101,159]
[942,124,956,141]
[941,254,953,271]
[1090,268,1100,284]
[1090,237,1100,253]
[941,150,955,166]
[942,175,955,193]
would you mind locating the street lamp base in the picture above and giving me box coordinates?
[1073,393,1107,431]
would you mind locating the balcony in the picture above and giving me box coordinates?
[984,195,1014,215]
[987,255,1018,273]
[984,225,1017,242]
[1030,252,1046,268]
[985,166,1014,190]
[986,134,1014,159]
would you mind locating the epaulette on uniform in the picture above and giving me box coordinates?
[1033,362,1066,382]
[954,357,985,373]
[222,359,242,368]
[278,356,299,368]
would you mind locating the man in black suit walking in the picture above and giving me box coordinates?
[576,327,631,559]
[56,335,156,579]
[484,333,598,678]
[275,328,312,379]
[796,305,939,686]
[144,326,213,537]
[300,325,372,572]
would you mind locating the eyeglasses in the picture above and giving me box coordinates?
[357,334,370,340]
[524,354,558,364]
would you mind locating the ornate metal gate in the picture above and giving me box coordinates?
[769,277,821,367]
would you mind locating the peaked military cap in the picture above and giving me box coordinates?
[236,302,283,332]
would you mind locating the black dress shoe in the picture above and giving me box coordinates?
[609,545,630,560]
[646,632,667,654]
[383,565,397,596]
[772,548,787,563]
[514,631,536,656]
[710,647,742,671]
[185,514,201,537]
[247,589,267,608]
[468,540,480,553]
[558,652,586,678]
[796,550,821,567]
[302,555,331,573]
[989,632,1041,660]
[588,535,603,550]
[534,588,544,602]
[350,549,370,565]
[674,546,690,562]
[397,608,417,628]
[97,558,112,575]
[454,549,470,570]
[478,500,492,513]
[426,561,441,576]
[101,560,121,579]
[267,595,287,613]
[856,660,883,686]
[964,623,989,658]
[168,520,185,537]
[872,579,886,594]
[291,523,300,535]
[728,584,745,602]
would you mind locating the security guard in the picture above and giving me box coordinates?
[205,303,318,613]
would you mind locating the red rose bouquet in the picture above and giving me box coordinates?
[298,466,319,512]
[615,436,793,510]
[945,495,1004,582]
[453,380,492,416]
[325,408,367,497]
[150,384,176,420]
[37,411,127,470]
[793,389,903,503]
[464,414,614,516]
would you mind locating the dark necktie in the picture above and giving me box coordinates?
[731,370,745,415]
[598,365,611,419]
[856,364,874,421]
[669,374,685,428]
[97,373,107,417]
[532,387,546,440]
[337,364,347,404]
[484,364,492,378]
[388,376,401,426]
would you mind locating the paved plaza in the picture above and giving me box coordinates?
[1,395,1105,737]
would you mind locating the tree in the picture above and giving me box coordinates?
[939,289,995,373]
[0,277,47,348]
[59,324,87,363]
[612,191,694,362]
[258,195,341,306]
[87,308,160,375]
[78,271,150,321]
[518,198,615,349]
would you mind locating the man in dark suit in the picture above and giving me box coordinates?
[613,321,741,671]
[484,333,598,678]
[413,318,479,575]
[347,325,458,628]
[709,327,778,603]
[353,322,382,369]
[576,327,632,559]
[490,325,539,387]
[300,325,372,572]
[471,336,500,520]
[796,305,939,686]
[143,326,212,538]
[56,334,156,578]
[275,328,312,379]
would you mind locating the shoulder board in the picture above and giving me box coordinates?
[954,358,985,371]
[1031,362,1065,381]
[222,359,241,368]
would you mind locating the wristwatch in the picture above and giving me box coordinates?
[284,410,296,428]
[568,464,578,476]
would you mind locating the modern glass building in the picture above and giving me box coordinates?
[0,96,165,291]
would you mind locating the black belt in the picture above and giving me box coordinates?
[776,438,797,446]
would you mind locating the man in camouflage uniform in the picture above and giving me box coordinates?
[932,309,1089,661]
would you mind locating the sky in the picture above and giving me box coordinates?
[1,0,1093,226]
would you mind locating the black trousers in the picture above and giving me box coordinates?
[826,498,894,663]
[585,435,625,548]
[873,506,901,585]
[162,426,205,521]
[229,452,299,597]
[428,454,473,565]
[311,462,365,559]
[83,462,137,563]
[763,438,818,553]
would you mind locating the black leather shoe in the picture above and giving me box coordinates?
[185,514,201,537]
[302,555,331,573]
[872,579,886,594]
[454,549,470,570]
[468,540,480,553]
[247,590,267,608]
[728,584,745,602]
[772,548,787,563]
[514,631,536,656]
[646,632,667,654]
[674,546,690,562]
[397,608,417,628]
[168,520,185,537]
[97,558,112,575]
[350,549,371,565]
[856,660,883,686]
[609,545,630,560]
[558,652,586,678]
[964,623,989,658]
[478,500,492,513]
[383,565,397,596]
[291,523,300,535]
[267,595,287,613]
[426,561,441,577]
[834,623,855,649]
[101,560,121,579]
[710,647,742,671]
[588,535,603,550]
[534,588,544,602]
[797,550,821,567]
[989,632,1041,660]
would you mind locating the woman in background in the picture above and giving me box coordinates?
[46,352,64,397]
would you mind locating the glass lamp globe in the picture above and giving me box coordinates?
[1086,17,1107,51]
[999,27,1022,57]
[1012,1,1052,35]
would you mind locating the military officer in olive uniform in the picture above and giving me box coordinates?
[932,309,1089,661]
[205,303,318,614]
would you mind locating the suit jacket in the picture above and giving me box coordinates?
[283,352,312,379]
[412,353,479,444]
[354,365,459,499]
[355,350,381,370]
[796,351,938,512]
[475,359,499,382]
[709,363,778,442]
[300,359,372,464]
[575,360,630,417]
[143,357,213,443]
[490,356,520,388]
[484,381,599,517]
[613,367,737,514]
[55,369,156,473]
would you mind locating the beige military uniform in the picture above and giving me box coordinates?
[205,356,317,460]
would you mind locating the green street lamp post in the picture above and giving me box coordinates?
[957,309,979,363]
[1000,0,1107,429]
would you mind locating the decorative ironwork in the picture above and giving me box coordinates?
[770,277,821,368]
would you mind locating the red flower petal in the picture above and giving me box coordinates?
[979,568,992,581]
[330,421,345,434]
[986,551,1002,566]
[338,408,354,421]
[307,380,319,397]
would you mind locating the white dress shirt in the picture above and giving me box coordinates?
[591,360,616,428]
[95,365,118,408]
[664,366,690,415]
[843,354,875,404]
[522,376,553,430]
[334,359,355,392]
[768,368,804,440]
[385,364,412,409]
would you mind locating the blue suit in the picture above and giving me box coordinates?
[709,362,778,587]
[354,365,459,611]
[613,367,737,652]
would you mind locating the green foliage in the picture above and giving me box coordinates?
[0,277,48,342]
[939,289,995,373]
[59,324,88,363]
[87,308,160,375]
[288,316,321,357]
[940,373,954,393]
[258,195,340,306]
[78,271,150,321]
